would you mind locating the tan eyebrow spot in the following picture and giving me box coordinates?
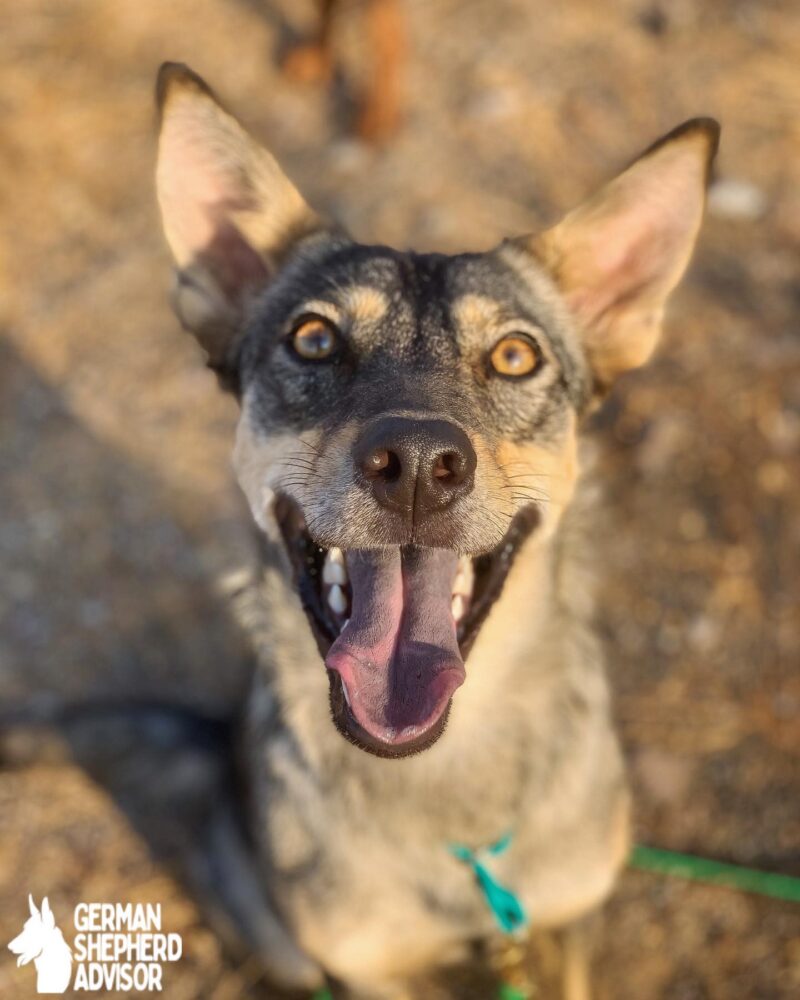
[341,285,391,324]
[451,293,503,332]
[294,299,343,325]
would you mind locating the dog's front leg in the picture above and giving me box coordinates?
[560,913,596,1000]
[327,979,415,1000]
[191,798,325,991]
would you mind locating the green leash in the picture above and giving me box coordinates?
[449,832,528,935]
[630,844,800,904]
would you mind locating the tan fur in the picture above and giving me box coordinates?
[157,70,319,271]
[450,292,555,364]
[493,411,580,537]
[450,292,502,333]
[526,121,718,388]
[291,287,392,330]
[341,284,391,325]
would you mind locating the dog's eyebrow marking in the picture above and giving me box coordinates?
[291,299,343,325]
[340,284,390,324]
[451,294,503,332]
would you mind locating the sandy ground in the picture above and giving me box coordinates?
[1,1,799,997]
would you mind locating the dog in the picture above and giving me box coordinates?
[154,62,718,999]
[7,896,73,994]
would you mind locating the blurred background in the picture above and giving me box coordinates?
[0,0,798,996]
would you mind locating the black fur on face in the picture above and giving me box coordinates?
[241,236,591,432]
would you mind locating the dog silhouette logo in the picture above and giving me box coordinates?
[8,895,72,994]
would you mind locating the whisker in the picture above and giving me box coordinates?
[295,439,325,458]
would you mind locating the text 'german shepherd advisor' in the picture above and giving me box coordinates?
[155,62,718,1000]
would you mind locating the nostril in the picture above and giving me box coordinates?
[433,451,466,487]
[363,448,402,483]
[365,448,390,473]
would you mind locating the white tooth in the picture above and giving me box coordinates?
[453,558,474,597]
[328,583,348,615]
[323,556,348,585]
[451,594,467,622]
[328,547,345,565]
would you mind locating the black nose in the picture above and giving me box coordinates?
[354,417,476,519]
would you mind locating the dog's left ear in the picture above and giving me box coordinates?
[519,119,719,392]
[155,62,323,375]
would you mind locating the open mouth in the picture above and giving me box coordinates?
[275,496,539,758]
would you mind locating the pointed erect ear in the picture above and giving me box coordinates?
[41,898,54,930]
[28,894,38,918]
[519,119,719,392]
[155,62,323,371]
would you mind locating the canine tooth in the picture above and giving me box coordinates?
[328,583,348,615]
[453,558,474,597]
[451,594,467,622]
[322,555,348,585]
[328,547,344,565]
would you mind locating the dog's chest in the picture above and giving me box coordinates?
[265,799,518,980]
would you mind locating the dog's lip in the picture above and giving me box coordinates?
[327,669,456,757]
[327,650,465,748]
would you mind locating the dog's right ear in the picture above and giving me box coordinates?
[155,63,323,375]
[516,118,719,395]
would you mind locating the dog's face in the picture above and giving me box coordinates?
[155,63,717,757]
[8,897,57,966]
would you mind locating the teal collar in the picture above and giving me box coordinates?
[449,833,528,935]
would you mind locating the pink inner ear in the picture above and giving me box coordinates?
[159,115,269,300]
[562,175,703,332]
[565,220,672,327]
[197,211,270,301]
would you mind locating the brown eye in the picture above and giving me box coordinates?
[489,334,541,378]
[290,316,338,361]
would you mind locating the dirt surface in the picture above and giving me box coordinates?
[1,1,799,997]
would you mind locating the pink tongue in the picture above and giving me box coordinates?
[325,547,465,745]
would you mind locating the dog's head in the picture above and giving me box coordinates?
[155,63,717,757]
[8,897,59,966]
